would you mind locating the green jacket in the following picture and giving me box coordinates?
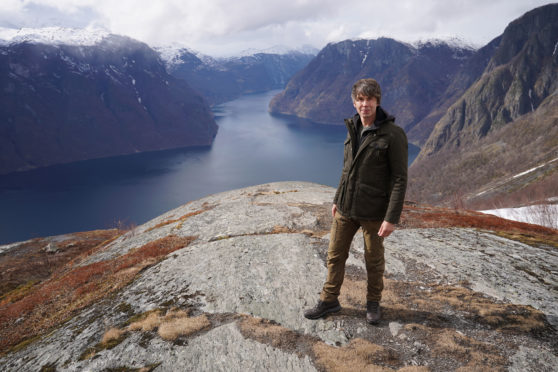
[333,107,408,224]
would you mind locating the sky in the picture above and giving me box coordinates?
[0,0,555,56]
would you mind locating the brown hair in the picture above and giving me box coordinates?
[351,78,381,104]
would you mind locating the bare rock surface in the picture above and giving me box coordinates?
[1,182,556,372]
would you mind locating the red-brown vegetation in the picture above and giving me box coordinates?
[0,229,122,304]
[0,235,196,354]
[400,203,558,248]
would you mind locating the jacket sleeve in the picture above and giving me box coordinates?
[333,135,351,204]
[384,126,408,224]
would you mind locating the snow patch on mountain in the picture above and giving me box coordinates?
[412,37,479,51]
[480,204,558,229]
[237,44,319,57]
[0,26,110,46]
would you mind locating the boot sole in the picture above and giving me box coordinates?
[304,305,342,319]
[366,317,381,325]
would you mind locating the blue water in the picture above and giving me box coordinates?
[0,90,420,244]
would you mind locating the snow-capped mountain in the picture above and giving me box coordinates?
[0,29,217,174]
[159,46,316,105]
[269,37,477,134]
[0,26,110,46]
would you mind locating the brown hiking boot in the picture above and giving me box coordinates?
[366,301,381,324]
[304,299,341,319]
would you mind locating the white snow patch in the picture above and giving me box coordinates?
[361,52,368,65]
[554,40,558,56]
[0,26,109,46]
[155,44,191,67]
[480,204,558,229]
[412,37,478,51]
[512,157,558,179]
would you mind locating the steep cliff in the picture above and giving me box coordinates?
[0,32,218,175]
[1,182,556,371]
[418,4,558,158]
[409,4,558,205]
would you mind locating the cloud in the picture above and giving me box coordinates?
[0,1,100,29]
[0,0,554,55]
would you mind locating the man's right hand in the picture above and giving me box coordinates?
[332,204,337,218]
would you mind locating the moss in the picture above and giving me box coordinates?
[0,280,39,303]
[103,364,161,372]
[78,332,128,361]
[40,363,57,372]
[492,230,558,249]
[115,302,135,317]
[124,308,161,327]
[8,334,43,354]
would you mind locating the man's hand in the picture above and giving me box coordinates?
[332,204,337,218]
[378,221,395,237]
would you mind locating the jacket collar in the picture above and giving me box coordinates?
[346,106,395,135]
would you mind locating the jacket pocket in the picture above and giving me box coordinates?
[359,183,387,198]
[355,184,389,218]
[374,141,389,160]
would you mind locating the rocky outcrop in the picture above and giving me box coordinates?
[0,34,218,175]
[0,182,556,371]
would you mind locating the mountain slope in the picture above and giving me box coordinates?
[409,4,558,205]
[406,36,502,145]
[0,182,556,371]
[408,92,558,206]
[164,49,315,105]
[418,4,558,157]
[0,33,218,175]
[268,38,475,142]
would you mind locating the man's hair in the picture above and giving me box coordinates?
[351,78,381,104]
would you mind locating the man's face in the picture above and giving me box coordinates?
[353,94,378,121]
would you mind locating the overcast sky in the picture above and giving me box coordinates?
[0,0,554,56]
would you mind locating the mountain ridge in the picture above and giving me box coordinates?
[165,48,315,105]
[0,33,218,175]
[268,37,475,143]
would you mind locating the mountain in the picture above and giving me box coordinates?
[409,4,558,206]
[406,36,502,145]
[418,4,558,158]
[0,29,218,175]
[160,47,315,105]
[0,182,556,371]
[268,37,475,141]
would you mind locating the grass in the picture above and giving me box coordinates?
[0,229,122,302]
[0,235,196,354]
[157,312,210,341]
[313,338,395,372]
[79,308,211,360]
[0,280,39,304]
[334,275,547,370]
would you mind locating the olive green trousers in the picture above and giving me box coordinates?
[321,211,385,302]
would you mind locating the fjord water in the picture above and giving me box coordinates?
[0,90,420,244]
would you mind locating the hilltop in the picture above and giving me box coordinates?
[0,182,556,371]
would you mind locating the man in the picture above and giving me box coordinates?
[304,78,408,324]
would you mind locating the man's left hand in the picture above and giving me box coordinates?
[378,221,395,237]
